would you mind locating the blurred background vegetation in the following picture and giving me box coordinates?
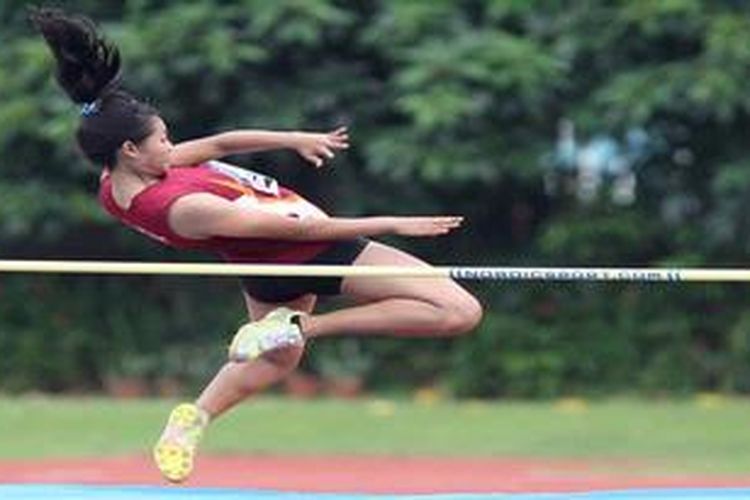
[3,0,750,399]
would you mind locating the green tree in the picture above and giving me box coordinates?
[3,0,750,396]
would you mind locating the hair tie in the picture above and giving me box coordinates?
[80,101,100,117]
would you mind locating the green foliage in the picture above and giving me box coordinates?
[4,1,750,397]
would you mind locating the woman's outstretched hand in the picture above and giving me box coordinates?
[292,126,349,168]
[390,216,464,237]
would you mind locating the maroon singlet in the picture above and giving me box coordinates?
[98,161,331,263]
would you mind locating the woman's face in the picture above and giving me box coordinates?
[134,116,173,175]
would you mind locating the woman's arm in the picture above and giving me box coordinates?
[170,127,349,167]
[168,193,462,241]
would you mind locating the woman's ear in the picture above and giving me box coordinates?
[120,140,140,159]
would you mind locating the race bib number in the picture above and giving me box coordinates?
[207,160,280,197]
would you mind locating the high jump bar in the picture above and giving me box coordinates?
[0,259,749,282]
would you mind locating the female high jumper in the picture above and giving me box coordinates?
[31,8,483,483]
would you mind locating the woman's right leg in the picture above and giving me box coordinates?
[154,293,315,483]
[196,292,316,419]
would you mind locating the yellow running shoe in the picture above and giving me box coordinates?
[153,402,209,483]
[228,307,304,362]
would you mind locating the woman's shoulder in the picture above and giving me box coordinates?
[167,163,211,175]
[97,170,118,213]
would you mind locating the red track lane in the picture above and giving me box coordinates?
[1,455,750,494]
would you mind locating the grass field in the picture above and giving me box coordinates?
[0,395,748,474]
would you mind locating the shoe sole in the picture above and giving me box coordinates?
[153,404,201,483]
[153,442,192,483]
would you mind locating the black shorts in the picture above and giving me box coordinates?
[240,238,370,303]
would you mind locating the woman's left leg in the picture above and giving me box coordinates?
[300,241,483,338]
[228,241,483,364]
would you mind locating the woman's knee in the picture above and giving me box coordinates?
[436,292,483,336]
[262,344,305,370]
[229,344,305,398]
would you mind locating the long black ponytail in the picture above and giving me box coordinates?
[30,7,158,167]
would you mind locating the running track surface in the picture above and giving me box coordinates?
[2,455,750,495]
[2,485,750,500]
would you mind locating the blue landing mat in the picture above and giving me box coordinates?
[1,486,750,499]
